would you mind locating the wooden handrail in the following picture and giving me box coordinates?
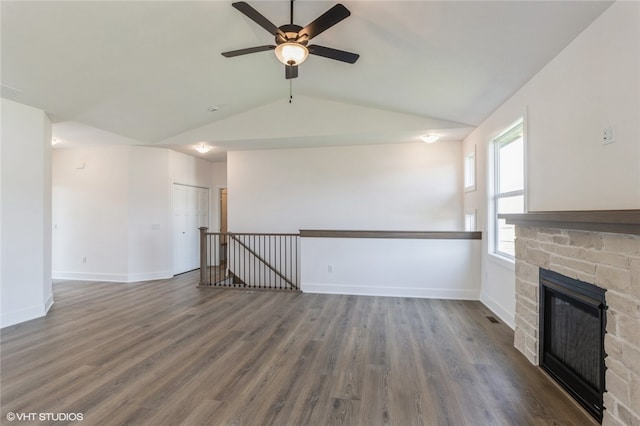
[299,230,482,240]
[206,232,300,237]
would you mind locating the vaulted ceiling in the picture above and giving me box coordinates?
[1,1,613,161]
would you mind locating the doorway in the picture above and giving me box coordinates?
[172,183,209,275]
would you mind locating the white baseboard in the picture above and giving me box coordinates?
[1,303,47,329]
[302,283,480,300]
[44,293,54,313]
[127,271,173,282]
[52,271,130,282]
[480,295,515,329]
[52,271,172,283]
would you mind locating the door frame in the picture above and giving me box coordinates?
[171,182,210,275]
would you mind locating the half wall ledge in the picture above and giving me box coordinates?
[299,230,482,240]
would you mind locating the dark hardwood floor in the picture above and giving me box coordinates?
[1,271,595,425]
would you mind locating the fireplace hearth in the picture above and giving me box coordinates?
[539,268,606,422]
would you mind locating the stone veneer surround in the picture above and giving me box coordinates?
[513,226,639,426]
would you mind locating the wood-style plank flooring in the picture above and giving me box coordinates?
[1,271,596,425]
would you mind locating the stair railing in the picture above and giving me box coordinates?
[198,228,300,291]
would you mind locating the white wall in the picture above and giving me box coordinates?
[169,150,214,188]
[525,1,640,211]
[302,238,481,299]
[464,1,640,328]
[228,142,463,232]
[1,98,53,327]
[210,160,228,234]
[128,147,172,280]
[53,146,216,282]
[53,146,130,281]
[228,142,478,298]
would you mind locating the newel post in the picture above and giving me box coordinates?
[199,227,210,286]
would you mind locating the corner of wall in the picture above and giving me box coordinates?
[1,99,52,328]
[480,291,515,330]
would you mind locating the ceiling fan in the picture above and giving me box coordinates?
[221,1,359,79]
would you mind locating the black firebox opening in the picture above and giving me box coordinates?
[539,268,607,423]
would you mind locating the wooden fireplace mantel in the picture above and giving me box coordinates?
[500,210,640,235]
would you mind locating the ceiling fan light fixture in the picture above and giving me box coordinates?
[195,144,212,154]
[275,42,309,66]
[421,134,440,144]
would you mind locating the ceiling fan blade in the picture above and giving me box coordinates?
[221,45,276,58]
[308,45,359,64]
[299,4,350,40]
[232,2,284,37]
[285,64,298,79]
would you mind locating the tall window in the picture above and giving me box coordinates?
[464,148,476,192]
[492,118,525,259]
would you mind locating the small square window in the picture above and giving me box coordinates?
[464,148,476,192]
[465,209,477,232]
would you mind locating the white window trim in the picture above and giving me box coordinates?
[490,117,526,261]
[464,145,477,192]
[464,208,477,232]
[488,248,516,270]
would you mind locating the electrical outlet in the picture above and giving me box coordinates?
[328,264,334,273]
[82,256,87,263]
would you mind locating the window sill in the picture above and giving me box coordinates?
[488,252,515,270]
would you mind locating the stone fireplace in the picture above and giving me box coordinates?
[503,210,639,426]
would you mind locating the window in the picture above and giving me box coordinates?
[492,118,525,259]
[464,147,476,192]
[465,209,477,232]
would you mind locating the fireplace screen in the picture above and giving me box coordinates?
[539,268,606,422]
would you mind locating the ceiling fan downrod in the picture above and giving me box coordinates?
[290,0,294,25]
